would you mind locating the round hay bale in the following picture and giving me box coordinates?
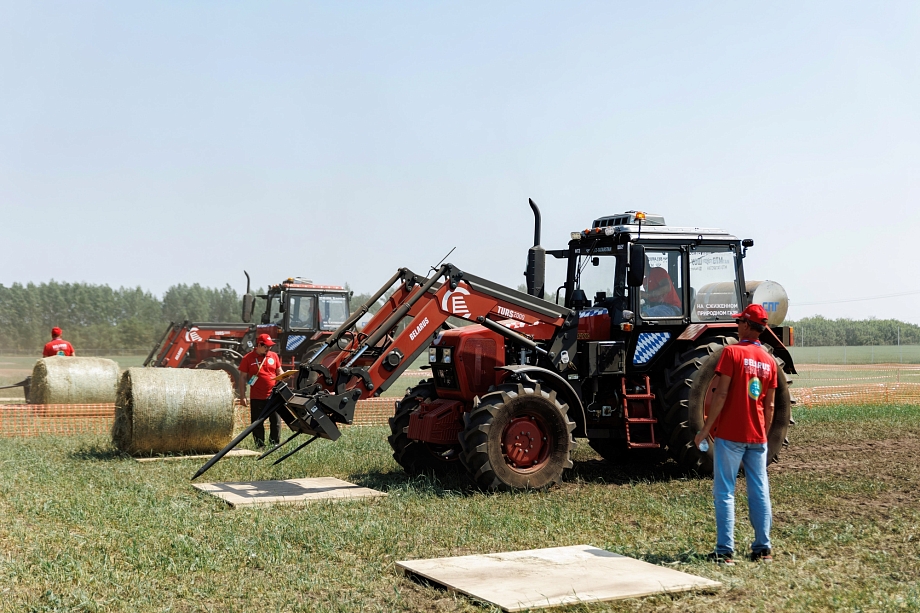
[30,356,120,405]
[112,368,235,455]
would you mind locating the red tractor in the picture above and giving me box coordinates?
[195,202,794,490]
[146,273,351,396]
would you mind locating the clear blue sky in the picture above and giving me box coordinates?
[2,2,918,322]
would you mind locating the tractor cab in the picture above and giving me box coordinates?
[243,276,351,367]
[549,212,750,371]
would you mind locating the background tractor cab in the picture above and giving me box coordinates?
[242,275,352,368]
[146,273,351,398]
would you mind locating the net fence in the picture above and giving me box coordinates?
[791,363,920,407]
[0,398,398,438]
[1,366,917,438]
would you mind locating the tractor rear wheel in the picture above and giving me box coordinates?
[459,382,575,491]
[196,357,245,399]
[387,382,461,476]
[662,335,792,475]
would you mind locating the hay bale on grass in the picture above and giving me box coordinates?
[30,356,120,405]
[112,368,234,455]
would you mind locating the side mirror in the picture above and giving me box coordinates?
[242,293,255,323]
[627,243,646,287]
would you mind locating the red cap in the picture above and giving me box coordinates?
[51,327,63,337]
[733,304,769,325]
[256,333,275,347]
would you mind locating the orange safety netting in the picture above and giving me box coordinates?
[791,364,920,407]
[0,398,399,438]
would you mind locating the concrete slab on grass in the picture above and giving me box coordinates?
[135,449,259,463]
[397,544,721,611]
[193,476,386,508]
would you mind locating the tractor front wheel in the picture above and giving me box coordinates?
[387,382,461,476]
[459,382,575,491]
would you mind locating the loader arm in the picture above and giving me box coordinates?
[193,263,575,479]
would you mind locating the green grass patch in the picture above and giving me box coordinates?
[789,345,920,365]
[0,405,918,611]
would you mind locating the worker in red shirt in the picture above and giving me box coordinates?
[695,304,778,565]
[43,327,75,357]
[238,333,284,447]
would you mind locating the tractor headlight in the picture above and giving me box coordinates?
[428,347,437,363]
[442,348,452,364]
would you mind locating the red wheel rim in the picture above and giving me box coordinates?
[501,413,551,471]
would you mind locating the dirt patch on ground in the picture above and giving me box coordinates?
[773,435,920,523]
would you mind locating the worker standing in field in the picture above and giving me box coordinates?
[43,327,75,357]
[694,304,777,565]
[239,333,283,448]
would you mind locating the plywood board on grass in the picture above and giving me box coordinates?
[135,449,259,463]
[193,476,385,508]
[397,544,721,611]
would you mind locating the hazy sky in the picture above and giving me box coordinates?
[2,2,918,323]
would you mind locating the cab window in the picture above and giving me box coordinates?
[690,247,740,322]
[640,250,683,318]
[319,295,349,331]
[287,295,316,330]
[267,294,284,325]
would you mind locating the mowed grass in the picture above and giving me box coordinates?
[1,404,918,612]
[789,345,920,365]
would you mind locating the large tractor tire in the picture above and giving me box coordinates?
[196,357,245,399]
[662,335,792,475]
[387,382,462,476]
[459,382,576,491]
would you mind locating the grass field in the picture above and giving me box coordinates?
[0,403,917,611]
[789,345,920,365]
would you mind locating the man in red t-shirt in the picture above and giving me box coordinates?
[239,333,283,447]
[694,304,778,565]
[43,327,75,357]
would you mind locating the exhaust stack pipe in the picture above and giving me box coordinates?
[524,198,546,299]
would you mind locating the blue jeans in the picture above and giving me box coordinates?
[713,438,772,555]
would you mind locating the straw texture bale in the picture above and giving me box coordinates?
[30,356,120,405]
[112,368,235,455]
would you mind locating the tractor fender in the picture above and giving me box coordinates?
[496,365,587,437]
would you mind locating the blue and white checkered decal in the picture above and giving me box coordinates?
[578,308,609,318]
[633,332,671,365]
[286,335,307,351]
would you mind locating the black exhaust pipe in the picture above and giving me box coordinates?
[525,198,546,299]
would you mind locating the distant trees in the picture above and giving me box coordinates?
[787,316,920,347]
[2,281,918,354]
[0,281,242,355]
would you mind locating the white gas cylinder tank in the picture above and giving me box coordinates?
[746,280,789,326]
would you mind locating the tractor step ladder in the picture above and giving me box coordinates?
[621,376,660,449]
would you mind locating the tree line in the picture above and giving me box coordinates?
[0,281,245,355]
[1,281,918,354]
[786,316,920,347]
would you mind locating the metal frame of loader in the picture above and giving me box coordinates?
[195,201,795,491]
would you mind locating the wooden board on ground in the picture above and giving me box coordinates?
[193,476,386,508]
[135,449,259,463]
[397,545,721,611]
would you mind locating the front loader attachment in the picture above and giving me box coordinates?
[191,382,361,480]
